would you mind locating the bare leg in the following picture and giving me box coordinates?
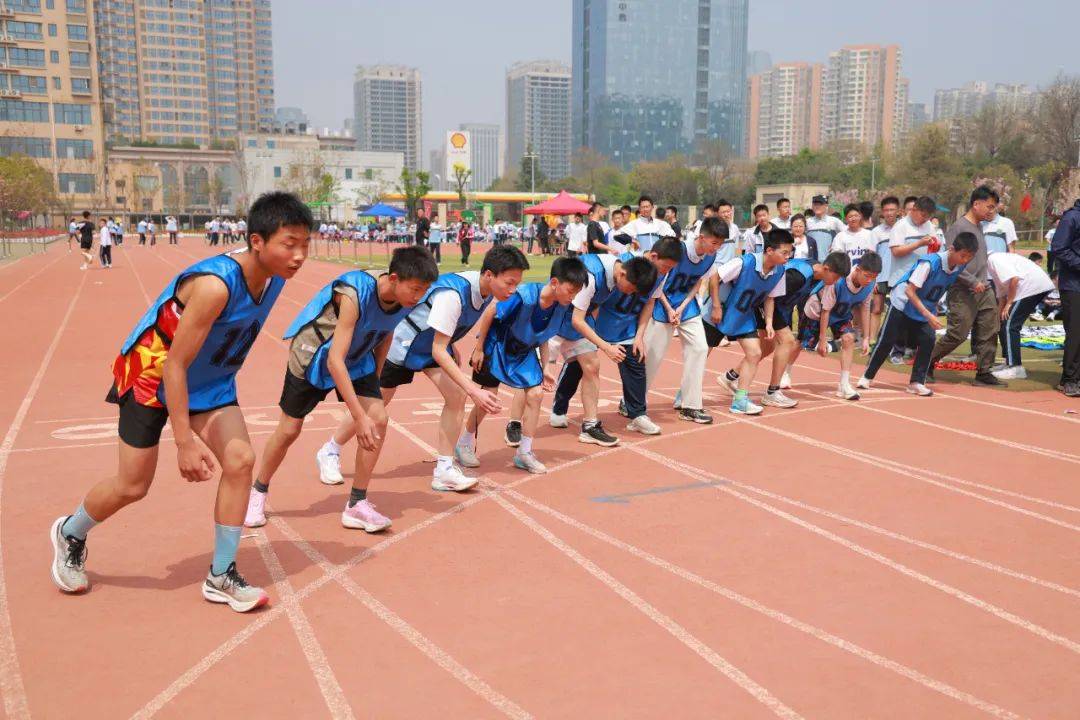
[252,412,304,490]
[577,351,601,421]
[736,338,763,391]
[839,332,855,375]
[520,386,543,438]
[509,391,526,422]
[83,441,159,521]
[350,397,389,494]
[333,384,396,446]
[425,367,467,457]
[191,405,256,527]
[770,329,796,386]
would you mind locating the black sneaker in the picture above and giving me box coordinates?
[617,399,629,417]
[1063,382,1080,398]
[678,408,714,424]
[504,420,522,447]
[973,373,1006,387]
[578,422,619,447]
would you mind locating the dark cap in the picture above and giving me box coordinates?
[811,195,828,205]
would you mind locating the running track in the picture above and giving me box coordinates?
[0,241,1078,718]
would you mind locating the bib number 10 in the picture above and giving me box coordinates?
[210,321,261,367]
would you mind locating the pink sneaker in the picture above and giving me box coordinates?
[341,499,391,533]
[244,489,267,528]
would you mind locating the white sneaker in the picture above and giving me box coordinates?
[454,443,480,468]
[432,464,478,492]
[992,365,1027,380]
[761,390,798,408]
[856,377,871,390]
[836,383,860,401]
[549,413,569,428]
[717,373,738,395]
[779,371,792,389]
[906,383,934,397]
[1030,312,1046,322]
[244,489,267,528]
[990,362,1008,372]
[79,264,87,270]
[627,414,661,435]
[316,443,344,485]
[513,452,548,474]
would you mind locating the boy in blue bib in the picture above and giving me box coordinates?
[245,246,438,532]
[860,234,977,396]
[50,192,314,612]
[797,252,882,400]
[458,258,588,474]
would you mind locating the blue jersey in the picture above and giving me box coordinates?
[889,252,966,322]
[386,272,491,369]
[557,253,615,341]
[825,276,875,325]
[116,251,283,412]
[595,262,663,344]
[284,271,410,389]
[652,240,714,323]
[485,283,570,388]
[710,254,786,337]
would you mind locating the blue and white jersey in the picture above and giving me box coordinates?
[284,271,410,389]
[889,252,967,322]
[484,283,571,388]
[653,239,714,323]
[887,216,935,286]
[703,253,787,337]
[386,271,491,369]
[774,259,818,313]
[981,215,1017,255]
[557,253,617,341]
[595,261,664,344]
[871,222,895,283]
[622,216,675,253]
[805,214,845,261]
[822,276,875,325]
[118,250,283,412]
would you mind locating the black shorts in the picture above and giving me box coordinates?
[704,321,757,348]
[107,386,237,449]
[379,359,437,389]
[754,305,795,332]
[79,239,93,251]
[279,370,381,419]
[876,281,890,296]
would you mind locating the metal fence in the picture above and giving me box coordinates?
[0,234,65,260]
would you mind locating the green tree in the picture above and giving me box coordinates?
[0,154,55,228]
[396,167,432,220]
[451,162,472,206]
[893,124,969,209]
[628,155,700,206]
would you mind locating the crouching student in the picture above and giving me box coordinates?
[989,251,1055,380]
[458,258,588,473]
[859,235,977,395]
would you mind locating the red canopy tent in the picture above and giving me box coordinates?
[523,190,592,216]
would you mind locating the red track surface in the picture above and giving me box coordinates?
[1,241,1078,719]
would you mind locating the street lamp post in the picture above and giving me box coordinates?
[523,152,537,194]
[870,156,879,194]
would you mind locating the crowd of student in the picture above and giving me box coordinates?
[46,186,1077,613]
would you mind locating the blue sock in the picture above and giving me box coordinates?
[61,504,99,540]
[211,524,242,576]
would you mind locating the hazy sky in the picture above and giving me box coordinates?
[272,0,1079,157]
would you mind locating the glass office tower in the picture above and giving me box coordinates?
[572,0,748,167]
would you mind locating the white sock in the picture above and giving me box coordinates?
[325,438,342,454]
[519,436,533,454]
[458,430,475,449]
[435,455,454,473]
[840,371,850,386]
[785,363,793,374]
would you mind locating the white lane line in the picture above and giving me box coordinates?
[0,249,69,305]
[0,271,87,719]
[269,517,532,719]
[254,531,356,720]
[496,485,1024,719]
[387,418,802,719]
[632,445,1080,656]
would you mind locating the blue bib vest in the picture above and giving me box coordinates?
[891,252,966,322]
[714,254,786,337]
[827,277,875,325]
[557,253,612,341]
[387,272,491,369]
[284,271,410,389]
[485,283,571,388]
[652,240,714,323]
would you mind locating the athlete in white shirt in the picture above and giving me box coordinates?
[981,205,1018,255]
[621,196,675,253]
[988,252,1056,379]
[831,204,876,265]
[770,197,793,230]
[565,214,588,255]
[869,196,901,342]
[805,195,845,262]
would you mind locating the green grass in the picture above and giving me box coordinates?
[308,243,558,283]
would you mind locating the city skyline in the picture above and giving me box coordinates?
[272,0,1079,163]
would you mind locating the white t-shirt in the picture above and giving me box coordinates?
[69,221,77,234]
[805,214,845,259]
[138,221,147,233]
[426,272,484,336]
[987,253,1055,301]
[565,222,588,252]
[981,215,1018,255]
[792,236,811,259]
[771,216,792,230]
[621,216,675,252]
[742,224,772,254]
[803,275,873,321]
[147,222,156,233]
[1045,227,1056,249]
[99,226,112,247]
[831,228,876,264]
[871,222,895,282]
[714,255,787,298]
[166,218,178,232]
[888,216,935,286]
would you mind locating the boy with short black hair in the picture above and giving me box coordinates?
[806,195,846,262]
[244,245,439,531]
[50,192,314,611]
[708,228,794,414]
[743,204,774,254]
[458,257,589,473]
[718,251,850,402]
[771,198,793,230]
[322,245,529,491]
[798,252,881,399]
[621,195,676,253]
[832,204,876,265]
[870,196,901,341]
[860,234,977,396]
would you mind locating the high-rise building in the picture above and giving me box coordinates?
[0,0,105,204]
[745,62,822,159]
[428,148,445,189]
[572,0,749,167]
[907,102,930,131]
[819,45,908,150]
[506,60,571,181]
[933,81,1038,121]
[746,50,772,76]
[274,107,308,134]
[353,65,422,171]
[460,122,502,191]
[94,0,274,146]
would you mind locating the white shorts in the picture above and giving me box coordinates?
[554,337,597,361]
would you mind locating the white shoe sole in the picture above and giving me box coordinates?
[627,422,661,436]
[577,433,619,447]
[729,406,763,416]
[341,514,391,532]
[454,451,480,469]
[201,583,269,613]
[513,458,547,474]
[316,454,344,485]
[906,387,933,397]
[49,517,88,593]
[835,391,860,401]
[431,476,478,492]
[760,397,797,409]
[244,515,266,529]
[549,417,569,428]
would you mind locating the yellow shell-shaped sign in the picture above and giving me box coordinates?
[449,132,467,149]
